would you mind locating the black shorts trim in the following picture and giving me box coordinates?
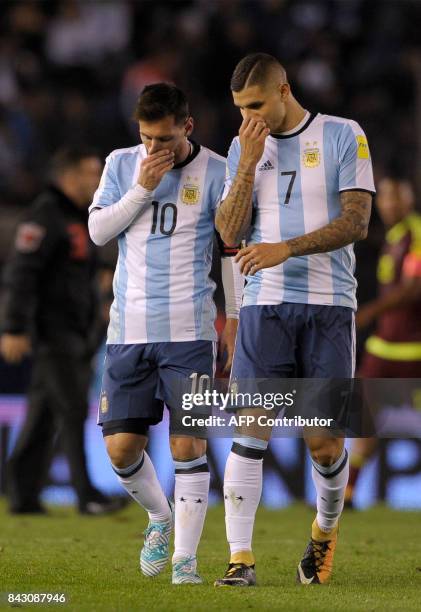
[101,417,160,437]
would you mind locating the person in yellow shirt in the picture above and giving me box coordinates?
[346,174,421,507]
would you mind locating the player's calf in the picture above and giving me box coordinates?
[105,433,173,577]
[171,435,209,584]
[215,434,268,587]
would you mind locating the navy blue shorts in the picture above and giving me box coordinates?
[231,304,355,380]
[98,340,216,436]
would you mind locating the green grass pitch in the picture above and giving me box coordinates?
[1,500,421,611]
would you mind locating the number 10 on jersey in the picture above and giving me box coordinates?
[151,201,178,236]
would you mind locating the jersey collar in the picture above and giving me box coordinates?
[270,111,316,139]
[172,140,201,169]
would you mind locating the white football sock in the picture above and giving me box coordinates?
[311,447,349,532]
[224,441,265,556]
[112,451,171,523]
[173,456,210,562]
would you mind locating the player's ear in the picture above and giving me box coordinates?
[185,116,194,137]
[278,83,290,101]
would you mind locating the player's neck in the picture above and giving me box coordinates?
[174,139,192,165]
[276,101,307,134]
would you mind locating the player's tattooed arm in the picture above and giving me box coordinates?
[216,117,270,246]
[236,190,372,276]
[286,190,372,256]
[215,165,255,246]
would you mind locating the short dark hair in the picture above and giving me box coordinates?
[231,53,286,92]
[133,83,189,124]
[49,145,99,177]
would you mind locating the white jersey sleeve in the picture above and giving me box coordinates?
[88,185,154,246]
[221,256,243,318]
[337,122,375,194]
[90,154,121,211]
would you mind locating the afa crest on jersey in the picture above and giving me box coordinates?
[182,177,200,205]
[302,142,320,168]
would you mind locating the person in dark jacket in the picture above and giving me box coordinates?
[0,146,125,515]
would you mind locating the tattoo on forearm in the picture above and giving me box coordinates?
[286,190,372,257]
[216,162,255,243]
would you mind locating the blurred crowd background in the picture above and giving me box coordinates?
[1,0,421,200]
[1,1,421,224]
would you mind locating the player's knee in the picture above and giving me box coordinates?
[170,436,206,460]
[105,434,144,469]
[308,437,343,467]
[106,445,138,469]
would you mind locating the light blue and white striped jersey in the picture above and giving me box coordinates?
[224,112,375,310]
[91,142,226,343]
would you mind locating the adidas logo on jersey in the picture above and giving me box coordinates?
[258,160,274,171]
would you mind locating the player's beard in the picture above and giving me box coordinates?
[173,138,191,165]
